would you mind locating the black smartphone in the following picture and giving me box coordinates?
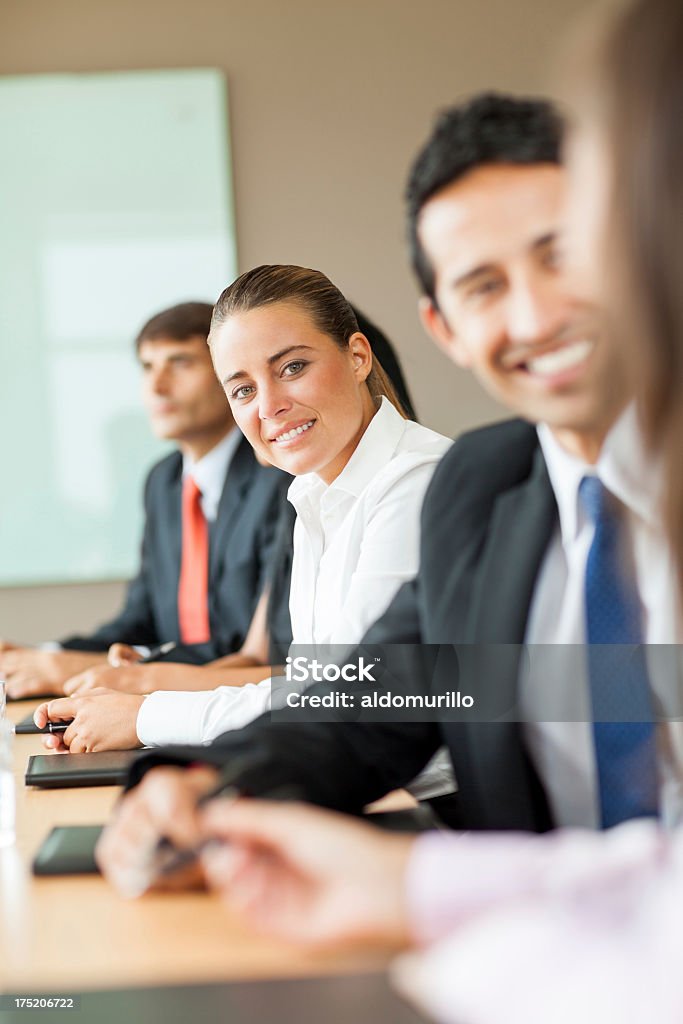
[32,825,104,875]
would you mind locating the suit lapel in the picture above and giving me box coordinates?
[209,436,254,580]
[165,454,183,578]
[460,444,558,829]
[467,445,557,643]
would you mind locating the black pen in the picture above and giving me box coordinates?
[33,720,73,734]
[46,721,71,734]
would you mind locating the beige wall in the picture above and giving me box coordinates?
[1,0,592,642]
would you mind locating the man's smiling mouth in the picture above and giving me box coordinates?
[518,339,594,378]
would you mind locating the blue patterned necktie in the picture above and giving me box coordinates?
[580,475,659,828]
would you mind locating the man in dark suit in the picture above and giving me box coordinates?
[1,302,286,698]
[99,93,656,890]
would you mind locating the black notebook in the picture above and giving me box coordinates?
[25,751,142,788]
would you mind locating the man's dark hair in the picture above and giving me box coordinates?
[135,301,214,351]
[406,92,564,301]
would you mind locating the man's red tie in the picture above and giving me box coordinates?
[177,476,211,644]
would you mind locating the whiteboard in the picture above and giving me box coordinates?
[0,69,237,585]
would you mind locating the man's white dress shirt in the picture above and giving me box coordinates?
[136,400,452,761]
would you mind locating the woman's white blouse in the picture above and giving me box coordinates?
[136,399,452,754]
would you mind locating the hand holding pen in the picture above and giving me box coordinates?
[62,641,178,698]
[95,764,225,897]
[95,754,300,898]
[107,641,177,668]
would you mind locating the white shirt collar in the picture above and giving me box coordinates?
[537,403,663,547]
[288,397,407,512]
[182,426,242,521]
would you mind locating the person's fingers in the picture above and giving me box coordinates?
[33,702,50,728]
[58,694,138,754]
[207,847,299,940]
[7,672,63,699]
[108,644,124,667]
[141,771,206,848]
[224,853,275,917]
[101,793,159,863]
[0,651,19,673]
[201,841,252,892]
[41,734,67,753]
[96,793,164,896]
[44,696,77,721]
[5,677,26,700]
[200,798,313,851]
[63,673,90,696]
[65,728,89,754]
[100,766,215,890]
[201,843,283,918]
[96,769,217,896]
[61,719,78,748]
[67,669,120,695]
[108,643,139,667]
[6,674,40,699]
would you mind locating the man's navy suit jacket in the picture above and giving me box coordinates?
[63,436,289,664]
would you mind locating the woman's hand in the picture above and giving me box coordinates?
[33,689,146,752]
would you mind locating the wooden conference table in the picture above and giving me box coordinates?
[0,700,404,994]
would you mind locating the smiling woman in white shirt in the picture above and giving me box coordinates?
[38,265,452,759]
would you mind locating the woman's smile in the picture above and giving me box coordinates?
[268,418,317,446]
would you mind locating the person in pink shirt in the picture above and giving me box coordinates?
[198,803,683,1022]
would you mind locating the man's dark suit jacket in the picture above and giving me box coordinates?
[128,419,562,830]
[62,436,289,665]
